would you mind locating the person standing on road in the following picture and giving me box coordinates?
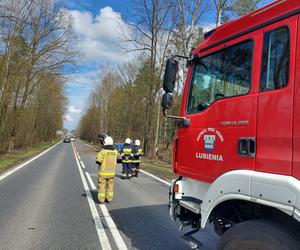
[132,139,143,177]
[121,138,133,179]
[96,136,118,204]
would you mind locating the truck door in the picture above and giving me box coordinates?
[256,17,297,175]
[176,31,261,183]
[294,16,300,180]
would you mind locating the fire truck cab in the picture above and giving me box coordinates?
[162,1,300,249]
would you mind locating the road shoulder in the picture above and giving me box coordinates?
[0,140,62,181]
[83,140,176,183]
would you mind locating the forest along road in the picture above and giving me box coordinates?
[0,140,218,250]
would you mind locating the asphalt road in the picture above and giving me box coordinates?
[0,140,218,250]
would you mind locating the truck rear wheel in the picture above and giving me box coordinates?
[217,220,300,250]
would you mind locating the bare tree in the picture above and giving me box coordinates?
[0,0,76,152]
[122,0,175,155]
[213,0,228,27]
[172,0,207,56]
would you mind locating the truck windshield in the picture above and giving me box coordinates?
[187,40,254,114]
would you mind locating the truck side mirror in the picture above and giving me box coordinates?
[163,58,179,93]
[161,92,174,110]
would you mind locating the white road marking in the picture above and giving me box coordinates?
[140,170,171,186]
[99,204,128,250]
[85,143,99,151]
[71,143,112,250]
[85,143,171,186]
[80,160,86,169]
[0,141,62,182]
[85,172,96,190]
[82,143,128,250]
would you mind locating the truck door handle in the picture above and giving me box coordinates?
[238,137,256,157]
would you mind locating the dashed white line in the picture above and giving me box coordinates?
[71,143,111,250]
[84,143,171,197]
[0,141,62,182]
[81,143,128,250]
[80,160,86,169]
[85,171,97,190]
[99,204,128,250]
[84,143,171,187]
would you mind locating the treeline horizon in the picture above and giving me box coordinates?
[0,0,76,153]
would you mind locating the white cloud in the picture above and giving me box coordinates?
[69,6,130,64]
[62,6,134,130]
[202,23,215,33]
[69,105,81,114]
[65,70,99,88]
[63,114,74,122]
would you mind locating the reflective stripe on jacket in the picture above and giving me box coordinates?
[132,145,143,163]
[121,144,133,163]
[96,149,118,177]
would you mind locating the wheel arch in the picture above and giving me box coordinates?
[199,170,300,228]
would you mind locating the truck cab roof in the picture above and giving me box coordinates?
[194,0,300,56]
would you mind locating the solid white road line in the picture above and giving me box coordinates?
[85,172,96,190]
[85,143,99,151]
[80,160,86,169]
[140,170,171,186]
[84,143,171,186]
[99,204,128,250]
[81,143,128,250]
[0,141,62,182]
[71,144,111,250]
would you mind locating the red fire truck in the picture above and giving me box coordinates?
[162,0,300,249]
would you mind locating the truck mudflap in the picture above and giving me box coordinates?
[169,179,180,221]
[169,200,179,221]
[169,177,202,222]
[169,178,204,249]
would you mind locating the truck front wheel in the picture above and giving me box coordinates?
[217,219,300,250]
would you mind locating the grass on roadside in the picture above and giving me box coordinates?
[83,139,177,181]
[82,140,101,151]
[0,138,61,175]
[141,159,178,182]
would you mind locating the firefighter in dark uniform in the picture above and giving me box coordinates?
[121,138,133,179]
[132,139,143,177]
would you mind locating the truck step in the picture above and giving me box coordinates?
[179,200,201,214]
[182,229,203,249]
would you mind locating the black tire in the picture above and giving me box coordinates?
[217,220,300,250]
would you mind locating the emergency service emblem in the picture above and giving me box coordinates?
[204,135,216,151]
[196,128,224,162]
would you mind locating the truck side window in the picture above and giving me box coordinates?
[261,27,289,91]
[187,40,253,114]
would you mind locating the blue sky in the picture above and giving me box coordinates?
[61,0,273,131]
[61,0,135,130]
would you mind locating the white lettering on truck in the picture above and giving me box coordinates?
[196,152,224,161]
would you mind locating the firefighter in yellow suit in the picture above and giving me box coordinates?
[96,136,118,204]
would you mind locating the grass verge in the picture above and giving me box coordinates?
[82,140,101,151]
[83,140,177,181]
[0,138,61,175]
[141,159,178,182]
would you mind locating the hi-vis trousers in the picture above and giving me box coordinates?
[98,176,114,203]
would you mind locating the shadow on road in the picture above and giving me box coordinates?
[107,204,218,250]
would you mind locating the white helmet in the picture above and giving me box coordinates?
[104,136,113,146]
[125,138,131,144]
[135,139,141,146]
